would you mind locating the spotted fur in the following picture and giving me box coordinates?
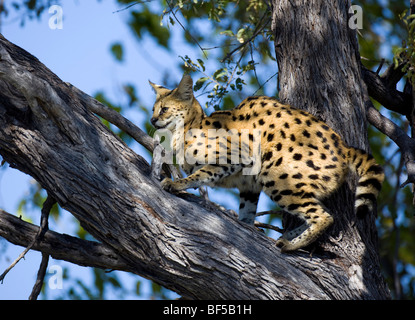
[150,75,384,252]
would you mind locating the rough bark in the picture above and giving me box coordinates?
[0,1,391,299]
[271,0,390,299]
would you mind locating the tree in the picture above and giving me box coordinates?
[0,0,414,299]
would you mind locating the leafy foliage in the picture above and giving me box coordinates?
[393,10,415,85]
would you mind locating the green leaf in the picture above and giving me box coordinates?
[194,77,209,91]
[110,43,124,62]
[123,84,138,107]
[130,8,171,49]
[27,0,37,10]
[197,59,205,71]
[135,280,141,295]
[213,68,228,80]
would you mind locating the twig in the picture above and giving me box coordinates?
[165,0,208,59]
[375,59,385,75]
[249,42,261,89]
[221,14,271,63]
[253,72,278,96]
[28,252,49,300]
[28,195,55,300]
[0,195,55,286]
[366,103,415,189]
[70,83,155,152]
[256,209,283,217]
[112,1,153,14]
[254,221,284,234]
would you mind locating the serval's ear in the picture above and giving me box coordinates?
[149,80,171,99]
[173,74,193,102]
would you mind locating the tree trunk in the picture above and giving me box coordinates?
[271,0,389,298]
[0,0,391,299]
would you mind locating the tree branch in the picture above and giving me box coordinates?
[366,103,415,187]
[28,195,54,300]
[69,83,156,153]
[0,209,134,273]
[361,63,412,115]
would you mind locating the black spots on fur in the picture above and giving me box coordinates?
[200,169,213,176]
[276,143,282,151]
[273,194,282,202]
[267,133,274,142]
[279,173,288,179]
[280,130,286,139]
[292,173,303,179]
[358,178,382,191]
[294,118,302,125]
[275,157,283,166]
[259,119,265,126]
[280,189,293,195]
[308,143,318,150]
[263,151,273,162]
[287,203,301,211]
[357,193,377,203]
[293,153,302,161]
[212,121,222,129]
[302,130,311,138]
[265,181,275,188]
[302,192,315,199]
[306,160,320,171]
[290,134,296,142]
[367,164,384,175]
[301,201,319,208]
